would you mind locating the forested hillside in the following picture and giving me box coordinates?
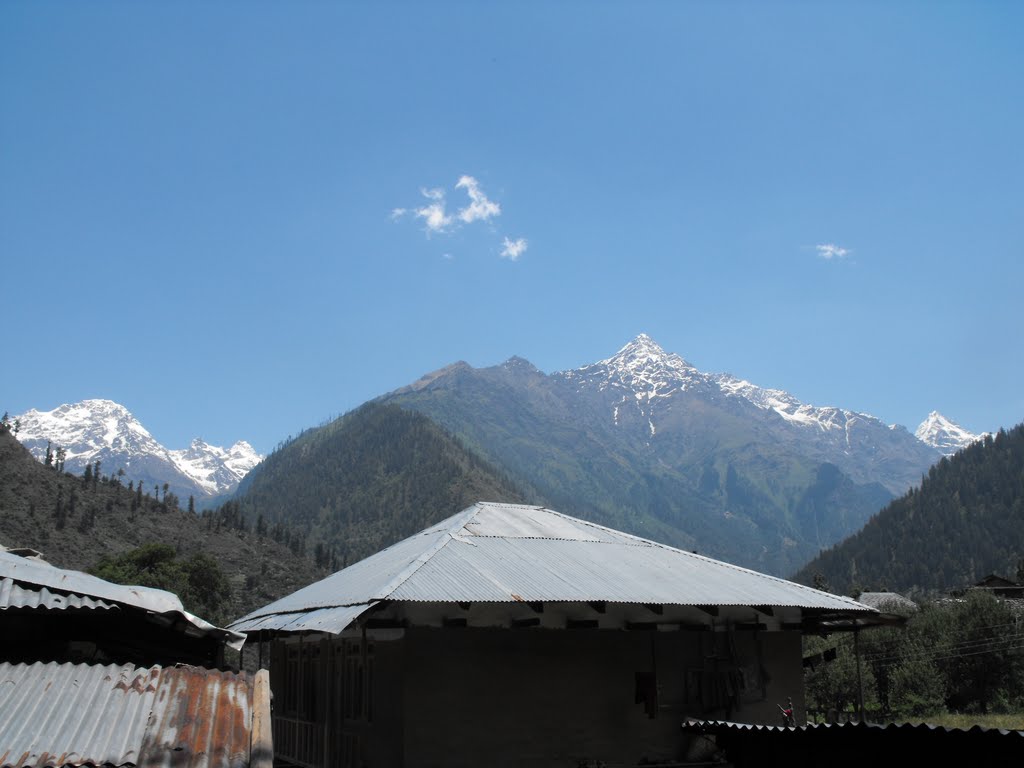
[795,423,1024,595]
[234,402,528,567]
[0,421,322,623]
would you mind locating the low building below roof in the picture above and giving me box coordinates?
[0,661,272,768]
[0,550,244,661]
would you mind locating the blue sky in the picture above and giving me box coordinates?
[2,2,1021,454]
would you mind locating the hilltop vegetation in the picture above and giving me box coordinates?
[806,591,1024,718]
[0,421,322,623]
[796,423,1024,595]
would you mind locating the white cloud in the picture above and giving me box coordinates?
[816,243,850,260]
[395,176,526,259]
[415,202,453,233]
[413,188,454,234]
[500,237,528,261]
[455,175,501,224]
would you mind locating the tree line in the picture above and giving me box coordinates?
[796,423,1024,596]
[805,590,1024,718]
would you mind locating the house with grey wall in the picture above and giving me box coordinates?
[230,502,874,768]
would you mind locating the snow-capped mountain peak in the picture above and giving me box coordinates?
[605,333,695,374]
[565,333,699,399]
[169,438,263,496]
[16,399,164,463]
[14,400,262,499]
[915,411,985,455]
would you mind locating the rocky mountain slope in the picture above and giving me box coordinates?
[377,334,953,575]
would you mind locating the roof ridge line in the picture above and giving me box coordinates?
[371,504,484,601]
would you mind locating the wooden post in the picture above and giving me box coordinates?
[322,637,332,768]
[854,626,864,721]
[361,623,369,720]
[251,669,274,768]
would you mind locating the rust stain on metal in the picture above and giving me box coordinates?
[511,593,524,602]
[0,662,262,768]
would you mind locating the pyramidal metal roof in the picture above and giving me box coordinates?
[229,502,872,634]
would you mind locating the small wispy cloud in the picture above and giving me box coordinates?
[500,237,528,261]
[415,197,454,234]
[816,243,850,260]
[455,175,501,224]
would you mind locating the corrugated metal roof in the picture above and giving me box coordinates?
[683,718,1024,737]
[0,661,262,768]
[229,502,873,634]
[0,552,183,615]
[681,718,1024,766]
[856,592,918,613]
[0,577,117,612]
[0,552,244,650]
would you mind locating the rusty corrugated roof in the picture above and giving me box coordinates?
[0,662,265,768]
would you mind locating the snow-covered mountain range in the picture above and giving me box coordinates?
[13,399,261,501]
[564,334,983,467]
